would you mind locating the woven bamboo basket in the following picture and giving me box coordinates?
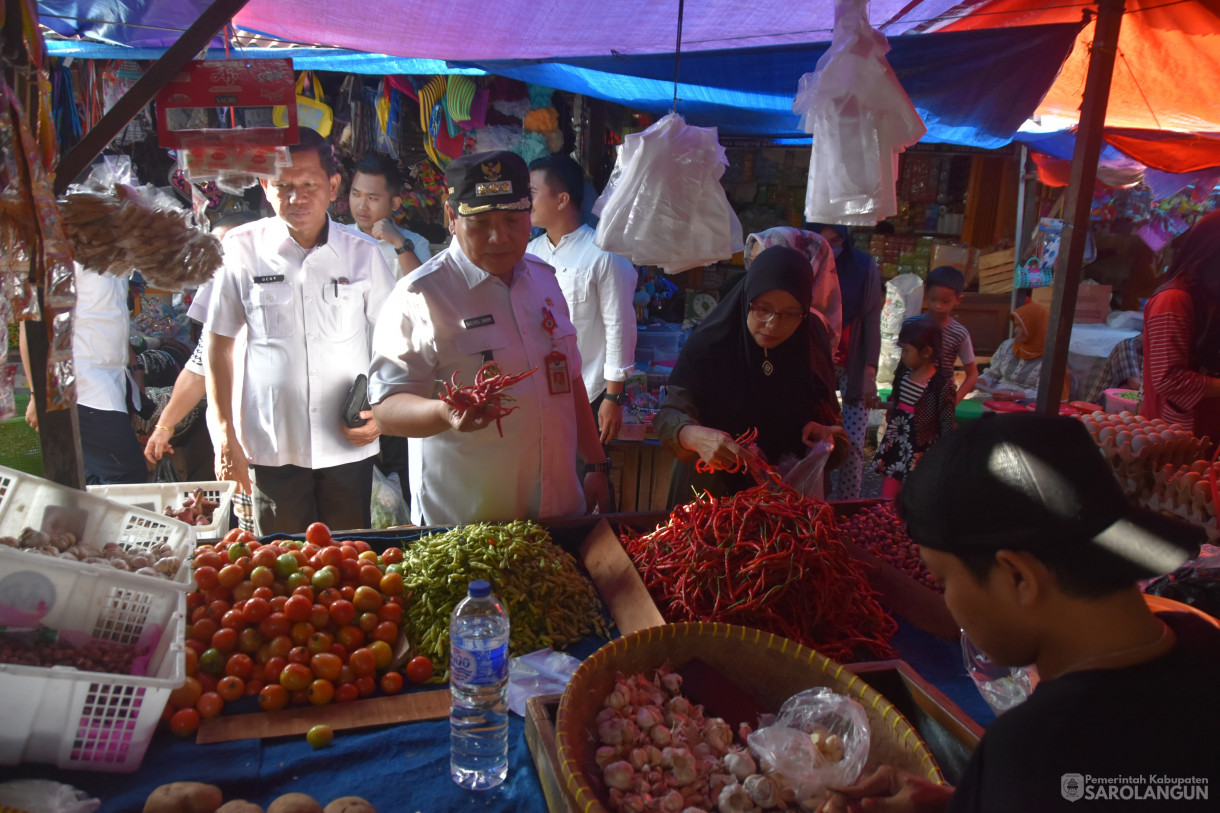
[556,622,945,813]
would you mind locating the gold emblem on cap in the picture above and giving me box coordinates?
[475,180,513,197]
[481,160,502,180]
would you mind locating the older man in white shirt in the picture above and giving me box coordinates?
[527,154,638,443]
[207,129,395,534]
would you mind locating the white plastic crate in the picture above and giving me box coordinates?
[0,465,196,587]
[0,608,185,771]
[88,480,237,543]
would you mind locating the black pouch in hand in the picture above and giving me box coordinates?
[341,374,371,427]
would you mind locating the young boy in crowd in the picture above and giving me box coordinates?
[911,265,978,404]
[822,413,1219,813]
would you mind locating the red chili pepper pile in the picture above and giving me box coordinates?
[620,484,897,662]
[439,362,537,437]
[836,503,941,592]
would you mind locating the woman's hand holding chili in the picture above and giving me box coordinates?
[678,424,745,470]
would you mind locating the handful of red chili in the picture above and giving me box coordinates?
[439,362,537,437]
[620,484,897,662]
[836,503,941,593]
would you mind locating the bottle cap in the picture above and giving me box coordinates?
[468,579,491,598]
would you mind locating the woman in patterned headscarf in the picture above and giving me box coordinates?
[744,227,842,349]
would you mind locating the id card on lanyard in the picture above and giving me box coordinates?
[541,305,571,395]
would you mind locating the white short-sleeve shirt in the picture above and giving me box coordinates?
[368,242,585,526]
[527,224,637,400]
[207,217,396,469]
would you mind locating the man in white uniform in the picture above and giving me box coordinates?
[369,150,611,526]
[347,153,431,279]
[207,129,396,534]
[527,154,638,443]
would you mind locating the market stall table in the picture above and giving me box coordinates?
[0,516,995,812]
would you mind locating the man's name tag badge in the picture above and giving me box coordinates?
[546,351,571,394]
[463,314,495,329]
[253,274,285,284]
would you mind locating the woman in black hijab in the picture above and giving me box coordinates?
[655,245,846,505]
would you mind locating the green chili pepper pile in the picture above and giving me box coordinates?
[399,520,611,679]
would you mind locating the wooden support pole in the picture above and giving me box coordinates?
[1036,0,1125,413]
[53,0,253,194]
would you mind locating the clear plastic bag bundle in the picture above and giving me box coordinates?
[747,687,871,803]
[792,0,925,226]
[594,113,743,274]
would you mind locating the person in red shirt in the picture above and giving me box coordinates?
[1140,211,1220,453]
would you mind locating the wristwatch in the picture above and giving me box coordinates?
[395,240,415,256]
[584,457,612,474]
[603,391,626,405]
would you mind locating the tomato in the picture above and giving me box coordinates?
[318,546,344,568]
[301,542,321,560]
[367,640,393,670]
[291,585,315,602]
[329,600,356,627]
[190,617,219,644]
[354,675,376,698]
[185,638,208,660]
[406,655,433,684]
[380,547,403,565]
[169,707,201,737]
[311,567,338,591]
[196,672,219,694]
[196,549,224,570]
[169,676,203,709]
[225,652,255,680]
[211,627,238,654]
[264,656,288,683]
[186,591,205,613]
[357,612,380,634]
[357,550,380,565]
[237,627,264,655]
[329,643,348,660]
[216,675,245,702]
[309,603,330,630]
[376,601,403,625]
[307,678,335,706]
[267,635,293,660]
[206,598,231,618]
[371,621,398,645]
[258,683,289,712]
[259,612,292,640]
[217,564,244,590]
[231,581,256,603]
[290,622,315,646]
[227,540,250,562]
[334,682,359,703]
[184,647,199,677]
[310,652,343,682]
[335,625,364,650]
[350,540,372,554]
[251,548,278,570]
[252,586,275,601]
[287,646,311,665]
[315,586,341,607]
[352,586,382,613]
[221,608,246,630]
[306,631,334,655]
[279,662,314,692]
[223,527,244,545]
[357,565,383,588]
[347,647,377,677]
[283,595,313,623]
[378,571,404,597]
[245,677,265,697]
[193,565,219,591]
[306,723,333,749]
[339,559,362,583]
[305,522,333,547]
[196,691,224,719]
[339,585,356,601]
[242,597,271,625]
[249,565,275,590]
[380,671,404,695]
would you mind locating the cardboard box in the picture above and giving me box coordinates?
[1031,284,1113,324]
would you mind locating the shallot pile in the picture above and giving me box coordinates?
[594,666,850,813]
[0,527,182,579]
[836,503,940,592]
[621,484,896,663]
[0,635,136,675]
[163,488,220,526]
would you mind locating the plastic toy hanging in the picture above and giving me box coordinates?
[792,0,926,227]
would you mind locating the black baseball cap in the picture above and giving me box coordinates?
[445,150,531,216]
[900,413,1202,578]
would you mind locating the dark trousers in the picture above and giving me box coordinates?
[250,458,374,536]
[77,404,147,485]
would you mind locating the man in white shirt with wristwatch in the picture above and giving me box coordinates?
[348,153,431,280]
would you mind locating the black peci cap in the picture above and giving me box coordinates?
[899,413,1202,578]
[445,150,531,216]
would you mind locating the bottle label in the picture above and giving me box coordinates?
[451,642,508,685]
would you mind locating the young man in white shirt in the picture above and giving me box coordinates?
[527,155,638,443]
[348,153,431,280]
[206,129,396,535]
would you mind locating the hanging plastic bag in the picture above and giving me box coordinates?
[370,467,409,529]
[593,113,743,274]
[154,456,180,484]
[746,687,871,804]
[961,632,1036,715]
[877,273,925,384]
[506,647,581,716]
[783,439,834,499]
[792,0,925,226]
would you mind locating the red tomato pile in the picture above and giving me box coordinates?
[164,522,433,737]
[835,503,942,593]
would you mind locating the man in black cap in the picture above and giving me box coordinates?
[368,150,611,525]
[823,413,1219,813]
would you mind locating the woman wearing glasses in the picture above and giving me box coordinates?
[655,245,847,506]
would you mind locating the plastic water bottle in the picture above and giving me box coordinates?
[449,579,510,790]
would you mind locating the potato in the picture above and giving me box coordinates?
[324,798,377,813]
[143,782,224,813]
[217,803,264,813]
[267,793,324,813]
